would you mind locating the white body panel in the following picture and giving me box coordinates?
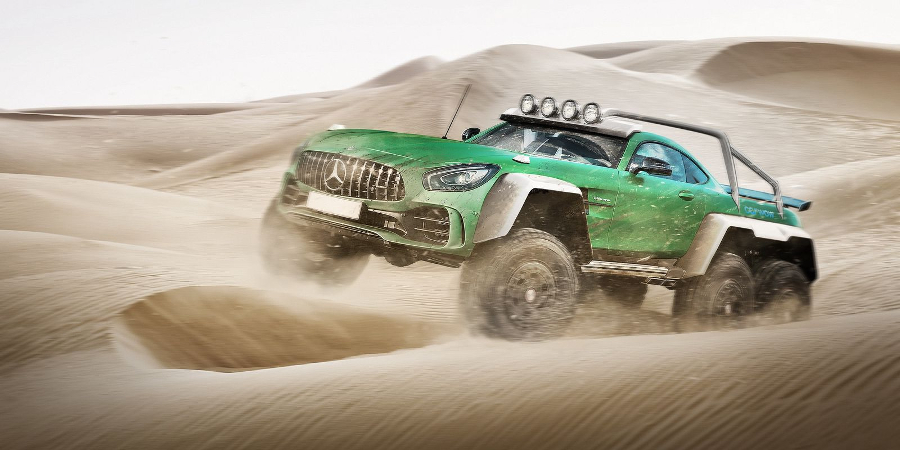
[675,213,812,277]
[473,173,581,244]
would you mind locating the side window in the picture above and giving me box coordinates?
[682,154,709,185]
[631,143,686,182]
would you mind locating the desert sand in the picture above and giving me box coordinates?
[2,37,900,449]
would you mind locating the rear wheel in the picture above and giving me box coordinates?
[754,259,812,324]
[259,200,369,287]
[672,252,754,331]
[459,228,579,341]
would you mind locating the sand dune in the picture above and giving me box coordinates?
[568,40,684,58]
[0,173,254,253]
[354,55,445,89]
[609,38,900,120]
[254,56,444,104]
[18,103,275,116]
[3,37,900,449]
[0,112,304,183]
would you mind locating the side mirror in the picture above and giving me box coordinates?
[629,156,673,177]
[461,127,481,141]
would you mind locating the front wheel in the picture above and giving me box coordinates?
[459,228,579,341]
[259,200,369,287]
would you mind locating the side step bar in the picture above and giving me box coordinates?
[580,261,680,288]
[581,260,668,277]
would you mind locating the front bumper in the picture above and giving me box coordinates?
[276,171,481,260]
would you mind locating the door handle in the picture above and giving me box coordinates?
[678,190,695,201]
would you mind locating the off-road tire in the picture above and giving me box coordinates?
[259,199,369,286]
[672,252,754,330]
[754,259,812,323]
[459,228,579,341]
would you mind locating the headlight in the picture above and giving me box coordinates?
[582,102,601,124]
[561,99,579,121]
[540,97,558,117]
[423,164,500,191]
[520,94,537,114]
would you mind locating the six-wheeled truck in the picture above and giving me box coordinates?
[260,94,816,340]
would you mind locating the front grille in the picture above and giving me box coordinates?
[279,179,451,246]
[297,151,405,201]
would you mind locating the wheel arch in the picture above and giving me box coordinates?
[473,173,591,263]
[675,214,817,281]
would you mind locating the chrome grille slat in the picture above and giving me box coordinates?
[374,167,383,199]
[348,159,359,198]
[340,155,349,197]
[365,162,375,200]
[300,156,308,187]
[297,151,405,201]
[357,161,367,198]
[314,152,325,190]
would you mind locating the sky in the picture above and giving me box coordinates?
[1,0,898,109]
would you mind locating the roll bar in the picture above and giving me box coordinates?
[602,109,783,217]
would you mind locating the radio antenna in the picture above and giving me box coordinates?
[441,83,471,139]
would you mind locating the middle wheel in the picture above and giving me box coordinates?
[459,228,579,341]
[672,252,755,330]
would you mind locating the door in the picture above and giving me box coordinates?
[606,142,709,258]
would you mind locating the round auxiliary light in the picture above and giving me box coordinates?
[520,94,537,114]
[540,97,558,117]
[561,99,579,121]
[582,102,601,124]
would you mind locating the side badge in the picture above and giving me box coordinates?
[512,155,530,164]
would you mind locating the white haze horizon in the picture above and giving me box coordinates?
[2,0,899,110]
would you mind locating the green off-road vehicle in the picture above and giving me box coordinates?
[261,93,816,340]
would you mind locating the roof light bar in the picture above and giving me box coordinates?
[514,94,604,124]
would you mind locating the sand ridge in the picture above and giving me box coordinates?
[115,285,457,371]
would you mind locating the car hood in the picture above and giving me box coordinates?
[305,129,520,170]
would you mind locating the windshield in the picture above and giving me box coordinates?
[471,122,627,168]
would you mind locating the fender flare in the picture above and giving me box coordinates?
[473,173,582,244]
[675,213,816,279]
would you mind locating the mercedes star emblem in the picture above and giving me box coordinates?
[323,159,347,191]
